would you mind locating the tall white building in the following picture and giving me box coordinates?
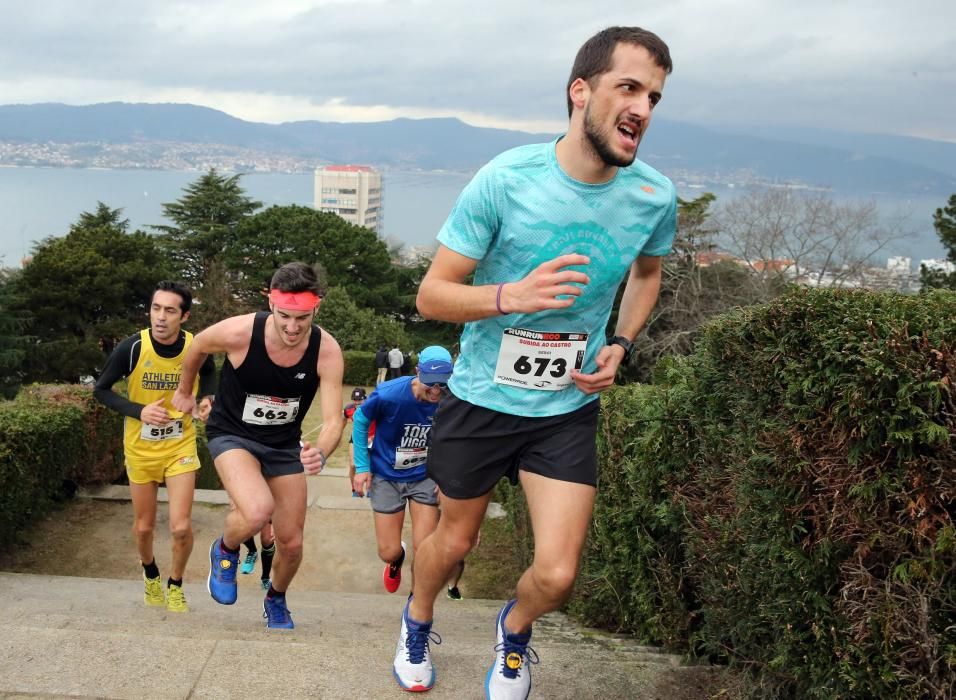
[314,165,383,233]
[886,256,911,276]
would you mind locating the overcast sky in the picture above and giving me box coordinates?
[2,0,955,142]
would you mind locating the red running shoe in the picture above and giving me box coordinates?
[383,541,406,593]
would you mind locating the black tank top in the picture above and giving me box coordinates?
[206,312,321,448]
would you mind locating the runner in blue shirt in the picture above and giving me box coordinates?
[351,346,453,595]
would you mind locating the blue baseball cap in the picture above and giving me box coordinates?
[417,345,453,385]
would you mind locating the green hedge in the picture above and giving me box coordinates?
[0,385,123,543]
[343,350,377,386]
[343,350,419,387]
[504,288,955,699]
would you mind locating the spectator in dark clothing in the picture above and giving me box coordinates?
[375,345,388,385]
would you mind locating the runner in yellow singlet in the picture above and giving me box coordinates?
[94,281,216,612]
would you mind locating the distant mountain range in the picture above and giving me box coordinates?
[1,102,954,196]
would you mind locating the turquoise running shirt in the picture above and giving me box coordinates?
[437,137,677,417]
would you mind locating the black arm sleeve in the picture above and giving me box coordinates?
[93,336,144,420]
[198,354,218,398]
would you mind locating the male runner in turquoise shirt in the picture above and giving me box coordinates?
[391,26,676,699]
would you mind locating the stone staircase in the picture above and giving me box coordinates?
[0,469,716,699]
[0,573,711,699]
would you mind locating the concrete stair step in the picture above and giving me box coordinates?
[0,572,711,699]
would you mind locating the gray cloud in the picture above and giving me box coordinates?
[1,0,954,140]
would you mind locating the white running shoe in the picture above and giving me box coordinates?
[484,599,539,700]
[393,596,440,692]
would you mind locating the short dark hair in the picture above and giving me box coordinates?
[270,262,321,296]
[152,280,192,314]
[566,26,673,117]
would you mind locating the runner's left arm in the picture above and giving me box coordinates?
[571,255,664,394]
[300,328,345,474]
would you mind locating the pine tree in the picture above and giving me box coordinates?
[920,194,956,290]
[153,168,261,289]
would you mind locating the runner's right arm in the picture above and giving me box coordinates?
[171,314,253,415]
[416,246,591,323]
[351,405,374,496]
[93,335,143,420]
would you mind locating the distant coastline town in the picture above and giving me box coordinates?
[2,139,953,293]
[0,140,319,175]
[0,139,866,194]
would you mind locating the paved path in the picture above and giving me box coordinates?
[0,470,719,698]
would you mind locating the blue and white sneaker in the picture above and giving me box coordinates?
[240,550,258,575]
[207,536,238,605]
[485,599,539,700]
[393,596,441,692]
[263,594,294,629]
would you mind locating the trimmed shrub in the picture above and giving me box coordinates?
[0,384,123,543]
[570,379,698,649]
[505,287,954,699]
[343,350,421,386]
[343,350,377,386]
[316,286,409,351]
[668,288,955,699]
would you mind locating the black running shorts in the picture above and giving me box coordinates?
[426,393,599,499]
[207,435,303,478]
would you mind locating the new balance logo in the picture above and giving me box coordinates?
[294,373,306,379]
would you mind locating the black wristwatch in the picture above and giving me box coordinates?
[607,335,634,362]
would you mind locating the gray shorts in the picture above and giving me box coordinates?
[369,475,439,514]
[207,434,303,478]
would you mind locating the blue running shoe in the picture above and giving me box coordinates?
[261,578,271,591]
[207,537,238,605]
[393,596,441,692]
[263,594,294,629]
[485,599,539,700]
[240,550,258,575]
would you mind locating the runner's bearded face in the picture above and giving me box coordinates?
[581,43,666,168]
[149,289,188,344]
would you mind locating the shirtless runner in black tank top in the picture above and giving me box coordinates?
[172,262,345,630]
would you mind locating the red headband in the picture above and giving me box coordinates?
[269,289,321,311]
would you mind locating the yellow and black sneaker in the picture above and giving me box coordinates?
[144,574,165,607]
[166,583,189,613]
[486,598,539,699]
